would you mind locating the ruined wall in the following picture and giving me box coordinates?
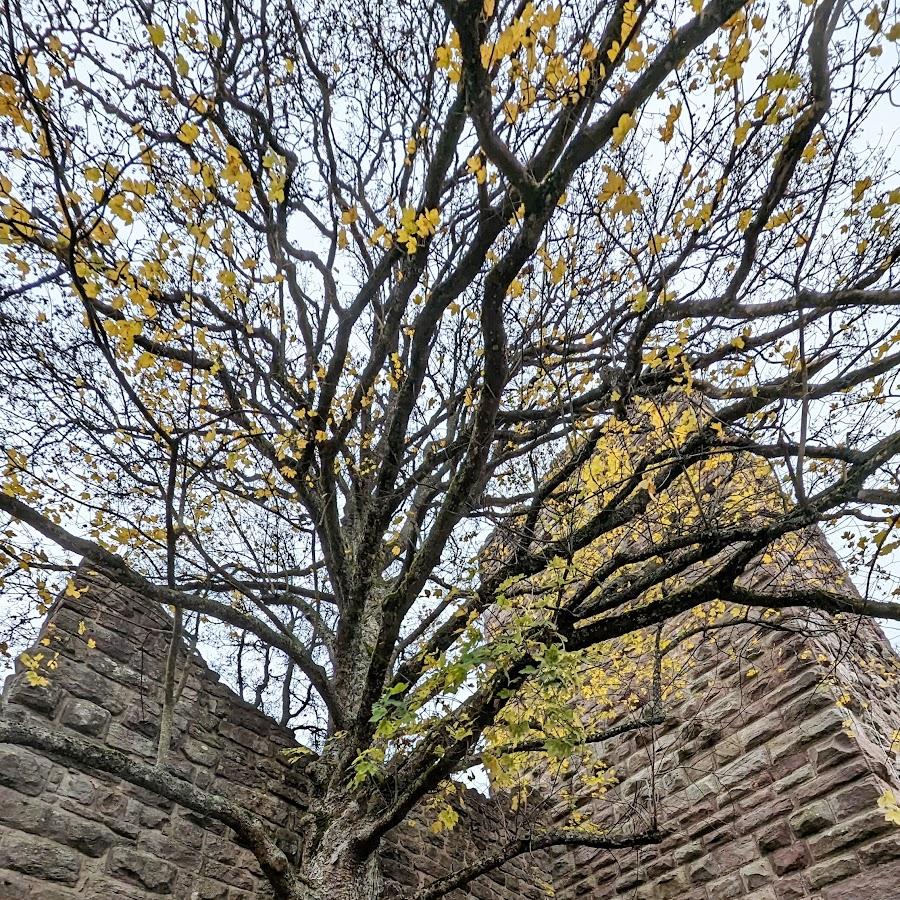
[547,533,900,899]
[3,554,900,900]
[0,570,548,900]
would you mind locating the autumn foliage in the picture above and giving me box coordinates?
[2,0,900,896]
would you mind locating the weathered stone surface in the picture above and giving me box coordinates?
[758,820,792,853]
[820,857,900,898]
[858,833,900,866]
[770,842,811,876]
[2,568,900,900]
[0,746,49,796]
[805,854,860,888]
[60,698,110,737]
[45,808,119,857]
[0,833,81,884]
[0,868,31,900]
[788,799,835,837]
[107,846,177,893]
[807,810,891,859]
[5,679,63,715]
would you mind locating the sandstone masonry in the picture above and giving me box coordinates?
[1,562,900,898]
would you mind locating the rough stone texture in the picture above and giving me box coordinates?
[0,571,547,899]
[1,549,900,898]
[543,530,900,899]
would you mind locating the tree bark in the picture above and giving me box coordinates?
[302,827,383,900]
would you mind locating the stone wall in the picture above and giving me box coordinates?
[0,569,548,900]
[3,557,900,900]
[546,534,900,899]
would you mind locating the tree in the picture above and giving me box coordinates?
[2,0,900,895]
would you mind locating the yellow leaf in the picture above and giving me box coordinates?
[612,113,636,147]
[865,6,882,32]
[25,670,50,688]
[341,206,358,225]
[878,789,900,825]
[146,23,165,48]
[659,103,681,143]
[852,177,872,203]
[178,122,200,144]
[766,70,801,92]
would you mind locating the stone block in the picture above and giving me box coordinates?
[858,833,900,866]
[200,859,255,892]
[788,799,835,837]
[772,875,807,899]
[0,786,51,835]
[0,746,50,797]
[45,807,119,857]
[718,747,771,792]
[0,868,31,900]
[743,889,777,900]
[806,854,860,889]
[740,859,773,890]
[80,874,158,899]
[107,846,177,894]
[811,734,858,772]
[737,795,792,833]
[182,738,220,768]
[830,778,883,820]
[0,833,80,885]
[672,841,703,865]
[820,858,900,898]
[60,697,110,737]
[715,835,758,872]
[758,820,792,853]
[654,868,688,899]
[807,809,891,860]
[58,771,97,805]
[62,666,128,714]
[770,841,811,876]
[688,855,719,883]
[793,758,869,807]
[5,678,63,715]
[137,832,201,868]
[195,878,229,900]
[106,723,156,759]
[706,873,744,899]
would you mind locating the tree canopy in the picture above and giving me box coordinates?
[3,0,900,896]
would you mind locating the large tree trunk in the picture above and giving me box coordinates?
[301,856,382,900]
[295,821,383,900]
